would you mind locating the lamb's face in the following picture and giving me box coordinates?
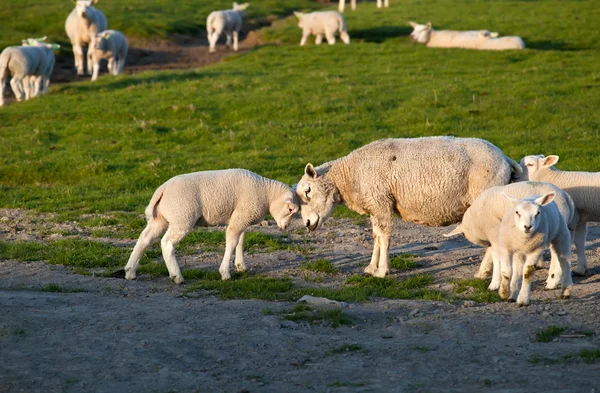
[295,164,338,232]
[233,2,249,11]
[75,1,94,18]
[505,192,555,234]
[294,12,305,29]
[520,154,559,180]
[270,192,300,230]
[409,22,432,44]
[91,33,109,50]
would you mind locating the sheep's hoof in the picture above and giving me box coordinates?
[561,288,571,299]
[124,270,136,280]
[235,264,246,273]
[544,281,560,290]
[573,267,589,277]
[364,265,377,276]
[171,275,184,285]
[488,282,500,291]
[373,269,388,278]
[220,271,231,281]
[474,271,491,279]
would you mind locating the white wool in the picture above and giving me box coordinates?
[206,2,249,53]
[295,136,522,278]
[0,45,53,106]
[65,0,108,76]
[294,11,350,46]
[479,36,525,50]
[89,30,128,81]
[21,37,60,96]
[124,169,299,284]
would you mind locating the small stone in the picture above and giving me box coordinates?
[260,220,269,227]
[557,311,567,316]
[0,217,9,222]
[542,311,552,317]
[463,300,477,308]
[409,309,420,317]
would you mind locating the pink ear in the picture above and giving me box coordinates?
[542,155,559,168]
[536,192,555,206]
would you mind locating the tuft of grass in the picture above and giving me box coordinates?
[301,258,338,274]
[451,278,501,303]
[579,349,600,364]
[281,303,352,328]
[327,381,367,388]
[330,343,363,354]
[529,349,600,365]
[389,254,417,270]
[39,283,86,293]
[411,345,429,353]
[346,274,443,301]
[536,325,566,343]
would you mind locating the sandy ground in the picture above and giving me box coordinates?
[1,209,599,393]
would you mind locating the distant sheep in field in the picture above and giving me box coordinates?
[294,11,350,46]
[497,192,573,306]
[294,137,522,278]
[65,0,108,76]
[206,2,249,53]
[520,154,600,276]
[124,169,299,284]
[89,30,128,81]
[338,0,389,13]
[21,37,60,95]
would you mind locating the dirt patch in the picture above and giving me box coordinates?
[1,209,599,392]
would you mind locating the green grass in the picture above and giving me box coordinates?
[329,343,363,354]
[301,258,338,274]
[452,278,501,303]
[389,254,417,270]
[529,349,600,365]
[536,325,566,343]
[39,283,86,293]
[345,274,443,301]
[281,303,352,328]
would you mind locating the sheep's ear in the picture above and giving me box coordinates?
[443,224,463,237]
[294,11,303,18]
[426,22,432,29]
[535,192,555,206]
[409,21,416,28]
[542,155,559,168]
[305,164,317,179]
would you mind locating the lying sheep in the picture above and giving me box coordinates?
[294,11,350,46]
[497,193,573,306]
[338,0,388,13]
[206,2,249,53]
[478,35,525,50]
[21,37,60,95]
[445,182,577,291]
[88,30,128,81]
[294,137,522,278]
[520,155,600,276]
[65,0,108,76]
[0,45,50,106]
[124,169,299,284]
[409,21,523,50]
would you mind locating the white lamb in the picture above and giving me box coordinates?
[444,181,577,291]
[520,154,600,276]
[478,35,525,50]
[65,0,108,76]
[88,30,128,81]
[0,44,52,106]
[338,0,388,13]
[206,2,249,53]
[21,37,60,95]
[409,21,493,49]
[294,11,350,46]
[497,192,573,306]
[124,169,299,284]
[294,137,522,278]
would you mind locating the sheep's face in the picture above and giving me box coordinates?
[91,32,110,50]
[75,1,95,18]
[269,192,300,230]
[519,155,559,180]
[409,21,432,44]
[504,193,555,234]
[232,2,249,12]
[294,12,306,29]
[295,164,338,232]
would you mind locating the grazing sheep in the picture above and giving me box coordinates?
[479,35,525,50]
[0,45,50,106]
[65,0,108,76]
[294,11,350,46]
[444,181,577,291]
[338,0,388,13]
[409,21,518,50]
[206,2,249,53]
[88,30,128,81]
[294,137,522,278]
[520,154,600,276]
[21,37,60,95]
[124,169,299,284]
[497,193,573,306]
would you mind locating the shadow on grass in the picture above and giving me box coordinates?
[351,25,412,43]
[525,40,588,51]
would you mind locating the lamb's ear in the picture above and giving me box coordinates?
[305,163,317,179]
[426,22,432,29]
[443,224,464,237]
[409,21,416,28]
[294,11,303,18]
[535,192,555,206]
[542,155,559,168]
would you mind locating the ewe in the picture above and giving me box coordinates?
[206,2,249,53]
[294,11,350,46]
[295,137,522,278]
[445,182,577,291]
[89,30,128,81]
[21,37,60,95]
[497,193,573,306]
[520,154,600,276]
[124,169,299,284]
[65,0,108,76]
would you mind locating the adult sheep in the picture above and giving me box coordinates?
[294,137,522,278]
[206,2,249,53]
[65,0,108,76]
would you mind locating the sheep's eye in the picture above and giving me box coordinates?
[515,211,521,217]
[526,164,534,167]
[304,187,311,201]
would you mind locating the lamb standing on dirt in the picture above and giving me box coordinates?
[0,45,50,106]
[409,21,523,50]
[444,182,577,291]
[294,11,350,46]
[520,154,600,276]
[88,30,128,81]
[497,193,573,306]
[206,2,249,53]
[65,0,108,76]
[21,37,60,95]
[295,137,522,278]
[124,169,299,284]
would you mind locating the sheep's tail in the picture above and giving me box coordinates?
[206,13,216,34]
[144,184,165,220]
[443,224,464,237]
[506,155,523,181]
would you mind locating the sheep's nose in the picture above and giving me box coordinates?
[524,225,532,232]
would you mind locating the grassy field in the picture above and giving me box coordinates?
[1,0,599,298]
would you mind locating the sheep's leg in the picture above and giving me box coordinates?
[338,0,345,12]
[208,32,219,53]
[364,232,380,275]
[32,76,42,98]
[573,222,588,276]
[225,33,232,48]
[109,58,117,75]
[488,248,502,290]
[384,0,389,7]
[476,247,493,279]
[325,31,336,45]
[0,77,5,107]
[10,76,25,101]
[315,34,323,45]
[517,252,542,306]
[91,60,100,82]
[124,219,168,280]
[371,215,393,278]
[43,74,50,94]
[86,47,94,75]
[233,31,239,51]
[545,246,562,290]
[220,226,244,280]
[234,231,246,272]
[498,252,512,300]
[340,31,350,44]
[161,226,190,284]
[377,0,383,8]
[552,233,573,299]
[300,31,310,46]
[23,76,32,100]
[509,256,523,302]
[351,0,357,10]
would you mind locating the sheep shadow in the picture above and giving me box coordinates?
[351,25,412,43]
[525,40,588,51]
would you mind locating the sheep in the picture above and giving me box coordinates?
[294,11,350,46]
[444,181,577,291]
[206,2,249,53]
[294,136,522,278]
[88,30,128,81]
[124,169,299,284]
[478,35,525,50]
[65,0,108,76]
[0,45,50,106]
[520,154,600,276]
[21,37,60,95]
[497,192,573,306]
[338,0,388,13]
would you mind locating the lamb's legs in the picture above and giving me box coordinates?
[338,0,345,12]
[325,32,336,45]
[498,252,512,300]
[315,34,323,45]
[161,226,190,284]
[552,234,573,299]
[234,231,246,272]
[351,0,356,10]
[517,252,542,306]
[220,226,243,280]
[0,77,5,107]
[91,60,100,81]
[300,32,310,46]
[364,232,380,275]
[573,222,588,276]
[340,31,350,44]
[73,44,85,75]
[233,31,239,51]
[124,219,168,280]
[208,32,219,53]
[545,246,563,289]
[86,47,94,75]
[10,76,25,101]
[384,0,389,7]
[371,215,393,278]
[225,33,232,48]
[476,247,493,279]
[509,256,524,302]
[22,76,32,100]
[109,58,117,75]
[488,248,502,290]
[377,0,383,8]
